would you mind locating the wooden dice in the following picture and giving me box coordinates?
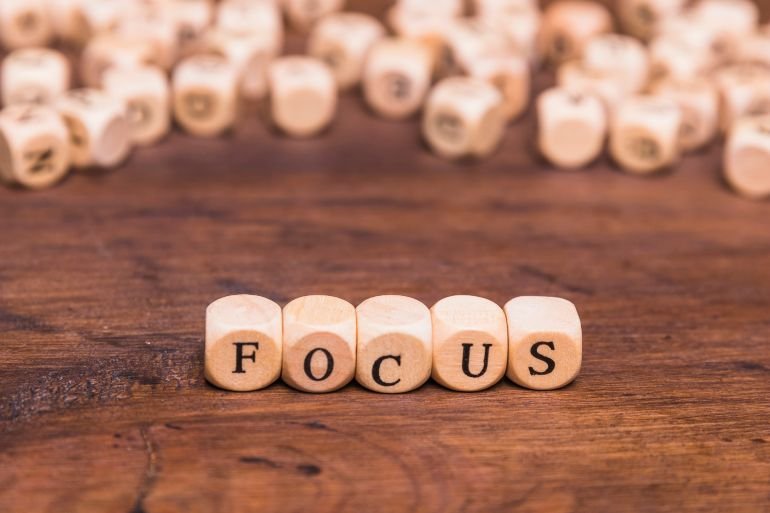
[723,116,770,200]
[205,295,283,391]
[610,95,682,175]
[55,89,132,170]
[422,76,506,160]
[216,0,283,56]
[537,87,607,169]
[356,295,432,393]
[582,34,649,95]
[504,297,582,390]
[556,61,626,115]
[206,28,276,101]
[1,48,70,107]
[650,77,719,153]
[172,54,239,137]
[283,0,345,32]
[103,66,171,146]
[308,12,385,90]
[616,0,685,41]
[80,33,156,88]
[538,1,612,65]
[363,38,433,120]
[268,56,337,138]
[0,0,53,49]
[282,295,356,392]
[431,295,507,392]
[466,54,530,121]
[0,105,70,189]
[714,65,770,132]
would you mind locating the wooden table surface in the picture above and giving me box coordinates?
[2,2,770,512]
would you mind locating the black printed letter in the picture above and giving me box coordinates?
[372,355,401,387]
[304,348,334,381]
[232,342,259,373]
[461,343,493,378]
[528,341,556,376]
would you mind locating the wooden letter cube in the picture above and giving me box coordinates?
[282,295,356,393]
[650,77,719,153]
[1,48,70,107]
[714,65,770,132]
[356,295,432,393]
[616,0,685,41]
[582,34,649,95]
[466,54,530,121]
[0,105,70,189]
[55,89,132,170]
[504,296,582,390]
[216,0,283,56]
[172,54,239,137]
[103,65,171,147]
[206,29,276,101]
[283,0,345,32]
[80,34,157,88]
[723,116,770,199]
[422,76,506,160]
[556,61,627,116]
[537,1,612,65]
[0,0,53,49]
[308,12,385,90]
[431,295,508,392]
[648,35,713,82]
[363,38,433,120]
[691,0,758,61]
[268,56,337,138]
[609,95,682,175]
[537,87,607,169]
[205,294,282,391]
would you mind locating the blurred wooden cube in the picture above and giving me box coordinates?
[0,104,70,189]
[0,0,52,49]
[205,295,283,391]
[609,95,682,175]
[467,54,530,121]
[422,76,506,160]
[282,295,356,393]
[282,0,345,32]
[715,64,770,132]
[308,12,385,90]
[582,34,649,94]
[103,65,171,147]
[206,28,277,100]
[80,33,157,88]
[55,89,132,169]
[723,115,770,200]
[431,295,508,392]
[363,38,433,120]
[356,295,432,393]
[650,77,719,153]
[268,56,337,138]
[616,0,685,41]
[1,48,70,107]
[648,35,713,82]
[172,54,239,137]
[557,61,626,115]
[216,0,282,55]
[537,0,612,65]
[537,87,607,169]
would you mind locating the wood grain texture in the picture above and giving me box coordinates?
[1,1,770,511]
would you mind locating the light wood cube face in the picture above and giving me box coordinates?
[0,0,53,49]
[691,0,758,60]
[1,48,70,107]
[170,0,214,57]
[0,105,70,189]
[651,78,719,153]
[172,55,239,137]
[395,0,464,19]
[206,29,276,101]
[610,96,682,175]
[422,77,505,160]
[431,295,508,392]
[504,296,582,390]
[538,1,612,65]
[308,13,385,90]
[216,0,283,55]
[205,295,283,392]
[115,9,180,71]
[723,116,770,199]
[467,54,530,121]
[356,295,432,393]
[556,61,626,116]
[616,0,685,41]
[715,65,770,132]
[282,295,356,393]
[80,34,157,88]
[476,3,540,62]
[103,66,171,147]
[582,34,649,95]
[648,35,713,83]
[268,56,337,138]
[537,87,607,169]
[444,18,510,74]
[283,0,345,32]
[363,38,433,120]
[55,89,131,169]
[46,0,90,46]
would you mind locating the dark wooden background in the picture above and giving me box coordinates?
[2,1,770,512]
